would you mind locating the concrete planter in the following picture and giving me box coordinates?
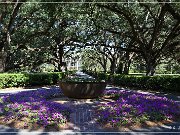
[59,81,106,99]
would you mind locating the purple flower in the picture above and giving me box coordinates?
[97,89,180,126]
[0,87,72,127]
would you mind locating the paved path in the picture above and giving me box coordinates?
[0,86,180,134]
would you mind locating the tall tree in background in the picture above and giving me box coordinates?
[2,2,85,72]
[81,48,108,72]
[0,1,179,74]
[98,1,180,76]
[85,3,138,74]
[0,0,26,71]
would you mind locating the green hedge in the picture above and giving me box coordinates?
[0,72,64,89]
[1,71,179,92]
[86,71,180,92]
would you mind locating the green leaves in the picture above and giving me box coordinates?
[0,72,64,88]
[88,71,180,92]
[4,107,9,112]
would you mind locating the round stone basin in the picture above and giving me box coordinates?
[59,81,107,99]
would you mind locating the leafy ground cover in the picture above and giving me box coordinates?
[0,87,72,130]
[96,88,180,128]
[0,87,180,131]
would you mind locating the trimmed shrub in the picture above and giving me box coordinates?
[0,74,28,88]
[86,71,180,92]
[0,72,64,89]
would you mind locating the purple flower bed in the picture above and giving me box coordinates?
[0,87,72,128]
[96,89,180,127]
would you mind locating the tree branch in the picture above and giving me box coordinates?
[164,3,180,21]
[97,4,144,48]
[155,22,180,58]
[7,0,26,33]
[148,4,167,50]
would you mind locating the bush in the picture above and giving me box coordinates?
[86,71,180,92]
[0,72,64,89]
[0,74,27,88]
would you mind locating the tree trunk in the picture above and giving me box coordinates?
[0,38,10,72]
[102,64,107,73]
[116,62,123,74]
[123,51,134,75]
[101,58,107,73]
[146,61,156,76]
[124,59,131,75]
[0,1,23,72]
[4,54,11,72]
[110,59,116,74]
[3,33,12,72]
[57,63,61,72]
[0,52,6,72]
